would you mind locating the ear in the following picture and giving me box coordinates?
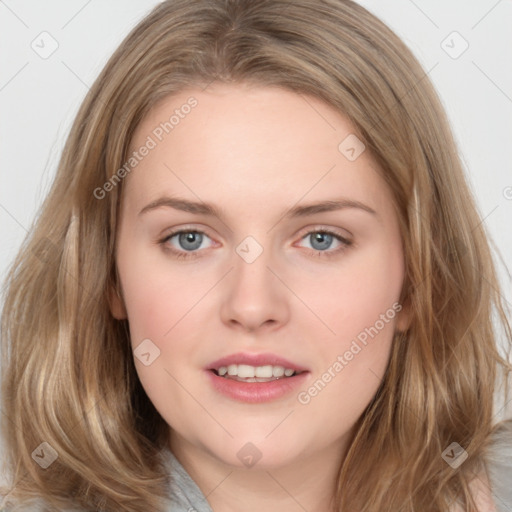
[108,281,127,320]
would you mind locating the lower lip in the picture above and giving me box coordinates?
[205,370,309,403]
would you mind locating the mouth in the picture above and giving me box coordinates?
[205,354,310,403]
[210,364,305,383]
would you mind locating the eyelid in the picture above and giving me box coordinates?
[159,225,218,248]
[159,224,215,240]
[292,227,353,258]
[159,224,351,244]
[294,224,352,242]
[158,224,353,260]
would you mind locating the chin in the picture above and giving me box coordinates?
[206,434,308,471]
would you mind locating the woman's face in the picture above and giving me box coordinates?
[112,83,409,469]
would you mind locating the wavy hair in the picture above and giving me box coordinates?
[1,0,511,510]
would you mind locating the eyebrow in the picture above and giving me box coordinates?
[138,196,377,219]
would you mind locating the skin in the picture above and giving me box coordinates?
[110,82,411,512]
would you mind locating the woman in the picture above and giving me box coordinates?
[1,1,511,510]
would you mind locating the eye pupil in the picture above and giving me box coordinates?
[310,232,333,251]
[179,232,203,250]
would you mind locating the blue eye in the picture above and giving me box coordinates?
[174,231,205,251]
[161,230,213,257]
[306,232,336,251]
[159,228,352,260]
[297,230,352,258]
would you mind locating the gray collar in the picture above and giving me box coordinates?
[161,448,214,512]
[160,437,512,512]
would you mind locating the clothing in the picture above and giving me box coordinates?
[485,427,512,512]
[161,449,213,512]
[163,443,512,512]
[1,439,511,510]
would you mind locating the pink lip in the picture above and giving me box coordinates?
[205,370,309,403]
[205,352,310,404]
[206,352,309,372]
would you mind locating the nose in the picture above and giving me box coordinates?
[219,243,290,333]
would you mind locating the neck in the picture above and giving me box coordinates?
[170,433,347,512]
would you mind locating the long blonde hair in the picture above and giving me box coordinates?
[2,0,511,510]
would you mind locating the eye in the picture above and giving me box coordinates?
[159,229,215,259]
[158,227,352,260]
[296,229,352,258]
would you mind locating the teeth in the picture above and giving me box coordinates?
[255,365,273,378]
[216,364,298,379]
[273,366,285,377]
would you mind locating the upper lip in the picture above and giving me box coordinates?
[207,352,309,372]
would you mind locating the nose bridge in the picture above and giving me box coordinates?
[219,234,289,330]
[231,234,276,297]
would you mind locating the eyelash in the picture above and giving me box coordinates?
[158,228,352,261]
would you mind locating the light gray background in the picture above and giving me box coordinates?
[0,0,511,473]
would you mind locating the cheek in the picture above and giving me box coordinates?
[296,249,403,436]
[342,256,403,332]
[116,244,203,345]
[116,249,205,413]
[299,243,403,399]
[300,240,404,344]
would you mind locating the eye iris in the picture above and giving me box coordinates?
[179,232,203,251]
[310,232,333,251]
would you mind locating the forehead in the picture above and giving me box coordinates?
[122,83,393,219]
